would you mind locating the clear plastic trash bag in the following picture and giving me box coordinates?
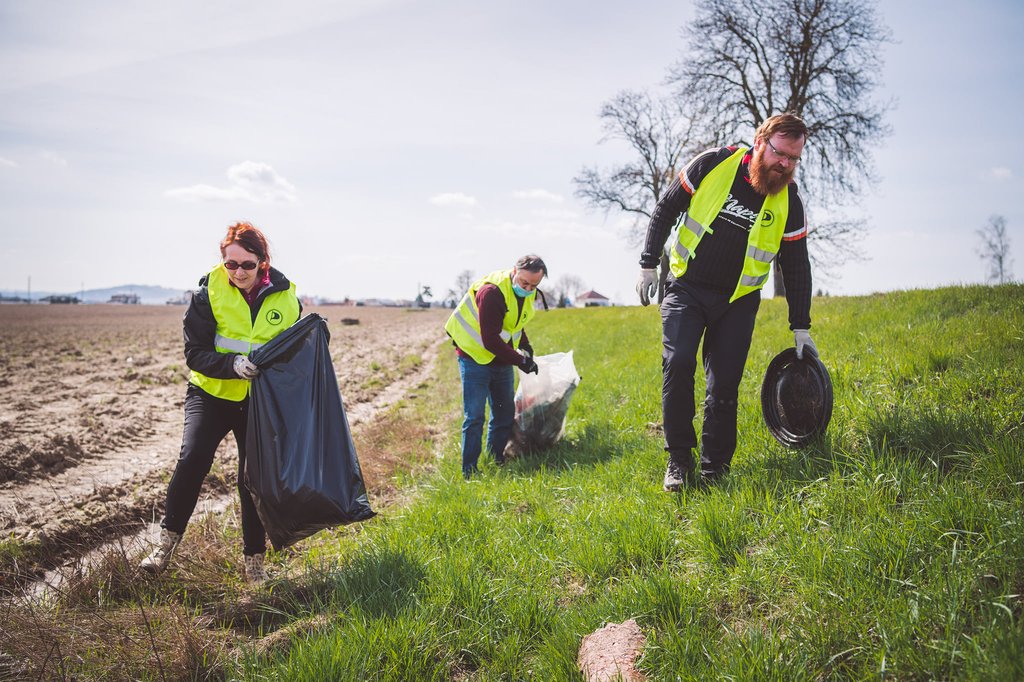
[505,351,581,457]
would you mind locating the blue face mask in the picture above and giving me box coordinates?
[512,283,534,298]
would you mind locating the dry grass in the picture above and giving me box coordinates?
[0,303,454,679]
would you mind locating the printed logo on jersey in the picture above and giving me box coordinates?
[720,194,760,232]
[266,309,283,325]
[761,209,775,227]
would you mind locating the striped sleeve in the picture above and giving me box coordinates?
[640,147,735,268]
[782,183,807,241]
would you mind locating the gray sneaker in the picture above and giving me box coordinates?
[140,528,182,574]
[663,457,694,492]
[244,553,268,584]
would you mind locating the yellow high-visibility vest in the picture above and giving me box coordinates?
[668,147,789,302]
[444,269,535,364]
[189,265,300,401]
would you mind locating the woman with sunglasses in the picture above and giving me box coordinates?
[140,221,300,584]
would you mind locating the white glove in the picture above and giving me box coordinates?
[793,330,817,360]
[636,268,658,306]
[233,354,260,379]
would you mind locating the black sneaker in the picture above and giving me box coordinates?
[699,468,727,487]
[663,457,694,492]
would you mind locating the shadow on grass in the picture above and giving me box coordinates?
[326,545,427,619]
[749,436,839,489]
[0,546,428,678]
[859,404,992,474]
[756,403,996,491]
[213,544,428,637]
[504,423,632,475]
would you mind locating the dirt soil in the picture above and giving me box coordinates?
[0,303,448,582]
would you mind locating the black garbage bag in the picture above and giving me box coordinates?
[245,313,375,550]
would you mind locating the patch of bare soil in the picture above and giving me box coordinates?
[578,618,648,682]
[0,304,448,588]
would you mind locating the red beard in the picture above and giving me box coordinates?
[749,148,795,195]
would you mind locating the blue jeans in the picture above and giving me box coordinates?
[458,355,515,476]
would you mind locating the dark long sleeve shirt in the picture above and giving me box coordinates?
[454,283,533,367]
[640,146,812,330]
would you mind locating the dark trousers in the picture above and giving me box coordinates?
[161,384,266,556]
[661,278,760,474]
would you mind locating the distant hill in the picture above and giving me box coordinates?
[1,284,192,305]
[80,284,193,305]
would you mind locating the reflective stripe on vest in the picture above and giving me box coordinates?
[668,147,789,303]
[189,265,300,401]
[444,269,534,364]
[212,333,267,354]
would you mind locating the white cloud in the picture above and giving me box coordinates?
[989,167,1013,181]
[40,150,68,167]
[475,215,589,239]
[0,157,16,168]
[429,192,478,207]
[165,161,297,203]
[513,188,564,202]
[532,207,579,221]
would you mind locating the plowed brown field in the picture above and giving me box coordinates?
[0,303,448,587]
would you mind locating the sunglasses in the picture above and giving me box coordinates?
[224,260,260,271]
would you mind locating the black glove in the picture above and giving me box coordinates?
[521,358,539,375]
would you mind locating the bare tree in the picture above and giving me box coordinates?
[668,0,892,295]
[976,215,1014,284]
[574,89,720,300]
[550,274,587,308]
[454,270,475,294]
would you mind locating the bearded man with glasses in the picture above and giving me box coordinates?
[140,221,300,583]
[635,112,817,490]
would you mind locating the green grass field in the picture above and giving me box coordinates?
[7,284,1022,680]
[237,284,1024,680]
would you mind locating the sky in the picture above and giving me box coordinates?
[1,0,1022,305]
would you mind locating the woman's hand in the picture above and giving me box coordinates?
[233,355,260,379]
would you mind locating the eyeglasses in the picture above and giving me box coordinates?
[224,260,260,271]
[765,137,801,165]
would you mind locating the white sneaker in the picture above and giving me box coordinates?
[244,553,268,584]
[139,528,182,574]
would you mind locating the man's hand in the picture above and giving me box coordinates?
[521,357,539,375]
[793,330,818,360]
[636,268,658,306]
[233,354,260,379]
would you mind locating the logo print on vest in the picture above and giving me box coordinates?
[266,309,283,325]
[761,209,775,227]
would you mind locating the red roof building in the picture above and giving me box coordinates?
[575,290,611,307]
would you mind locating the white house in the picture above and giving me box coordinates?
[575,290,611,307]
